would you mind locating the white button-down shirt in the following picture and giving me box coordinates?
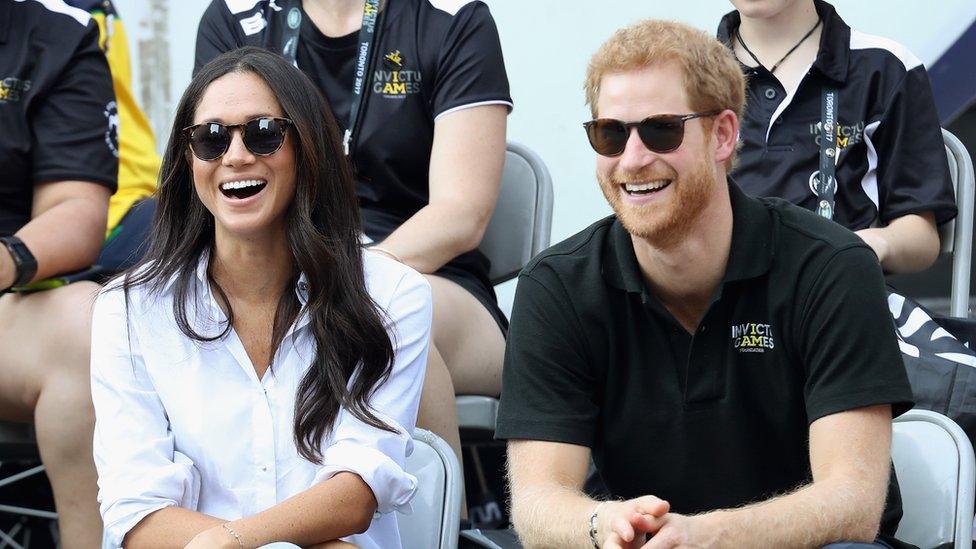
[91,251,431,549]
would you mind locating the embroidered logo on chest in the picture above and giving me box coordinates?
[373,50,422,98]
[0,77,31,104]
[731,322,775,353]
[808,120,865,150]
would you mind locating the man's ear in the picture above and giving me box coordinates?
[713,109,739,167]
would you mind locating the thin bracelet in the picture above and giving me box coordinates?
[589,501,608,549]
[221,523,245,549]
[370,245,404,264]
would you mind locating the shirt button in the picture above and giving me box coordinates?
[774,116,783,125]
[260,465,268,472]
[764,88,777,100]
[700,326,707,333]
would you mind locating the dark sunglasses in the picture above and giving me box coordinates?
[183,117,293,161]
[583,110,721,157]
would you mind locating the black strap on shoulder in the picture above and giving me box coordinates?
[816,87,839,219]
[276,0,385,158]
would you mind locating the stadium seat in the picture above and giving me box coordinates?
[457,141,554,433]
[398,428,463,549]
[892,408,976,548]
[939,129,974,318]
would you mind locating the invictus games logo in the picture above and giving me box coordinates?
[104,101,120,158]
[384,50,403,68]
[809,119,864,149]
[0,77,31,104]
[373,50,421,98]
[731,322,775,353]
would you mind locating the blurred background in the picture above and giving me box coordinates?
[113,0,976,311]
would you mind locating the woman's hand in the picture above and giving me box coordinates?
[184,524,241,549]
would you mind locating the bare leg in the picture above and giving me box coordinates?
[0,283,102,548]
[424,275,504,397]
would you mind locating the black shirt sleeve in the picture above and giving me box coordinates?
[873,65,957,226]
[194,1,243,76]
[798,245,914,423]
[495,271,600,446]
[31,21,117,191]
[430,2,512,118]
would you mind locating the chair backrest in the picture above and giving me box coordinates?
[892,409,976,549]
[480,141,554,284]
[939,129,974,318]
[397,428,462,549]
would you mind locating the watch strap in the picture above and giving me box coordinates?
[1,235,38,288]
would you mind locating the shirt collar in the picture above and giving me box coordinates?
[192,250,311,308]
[717,0,851,85]
[602,181,774,294]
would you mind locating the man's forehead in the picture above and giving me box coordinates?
[596,64,690,116]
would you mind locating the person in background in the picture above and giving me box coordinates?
[498,19,915,549]
[66,0,161,273]
[0,0,117,546]
[194,0,512,508]
[718,0,955,274]
[92,47,430,549]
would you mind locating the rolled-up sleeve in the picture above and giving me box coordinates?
[90,288,200,548]
[313,269,432,514]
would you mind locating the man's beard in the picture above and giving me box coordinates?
[598,155,715,246]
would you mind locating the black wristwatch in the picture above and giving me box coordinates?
[0,236,38,290]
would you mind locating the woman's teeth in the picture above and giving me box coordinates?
[220,179,266,191]
[219,179,267,199]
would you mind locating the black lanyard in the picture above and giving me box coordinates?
[816,87,839,219]
[278,0,386,157]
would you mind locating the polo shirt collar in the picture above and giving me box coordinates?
[602,181,774,294]
[723,179,774,283]
[0,1,11,44]
[716,0,851,85]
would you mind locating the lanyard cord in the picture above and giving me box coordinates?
[277,0,385,158]
[343,0,384,157]
[735,18,821,75]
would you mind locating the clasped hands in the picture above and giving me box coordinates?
[598,496,717,549]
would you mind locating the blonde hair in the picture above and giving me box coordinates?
[585,20,745,168]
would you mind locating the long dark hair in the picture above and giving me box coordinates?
[121,47,396,462]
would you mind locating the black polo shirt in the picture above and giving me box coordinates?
[0,0,118,237]
[496,182,914,536]
[718,0,956,230]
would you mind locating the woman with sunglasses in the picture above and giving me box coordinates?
[91,47,431,549]
[195,0,512,476]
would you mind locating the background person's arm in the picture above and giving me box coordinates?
[642,404,893,548]
[1,181,110,289]
[371,105,506,273]
[855,211,940,273]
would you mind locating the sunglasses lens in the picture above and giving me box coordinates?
[587,119,628,156]
[638,117,684,153]
[189,123,229,161]
[244,118,287,155]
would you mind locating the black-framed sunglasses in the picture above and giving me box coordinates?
[183,117,293,161]
[583,110,722,157]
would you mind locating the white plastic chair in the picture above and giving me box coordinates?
[892,409,975,548]
[939,129,974,318]
[397,428,462,549]
[457,142,554,432]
